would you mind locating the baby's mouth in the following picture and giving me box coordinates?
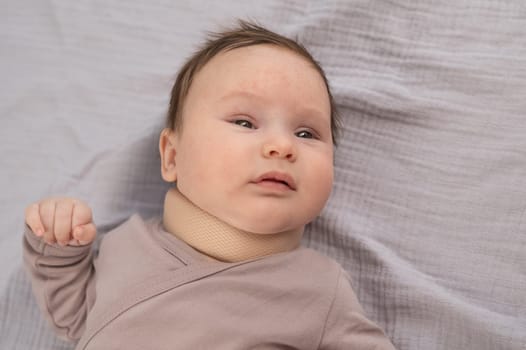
[253,171,297,191]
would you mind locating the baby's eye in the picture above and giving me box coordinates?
[295,130,315,139]
[233,119,255,129]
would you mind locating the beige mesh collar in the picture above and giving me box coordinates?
[162,188,304,262]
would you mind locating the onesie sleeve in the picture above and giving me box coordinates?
[23,225,97,342]
[319,269,397,350]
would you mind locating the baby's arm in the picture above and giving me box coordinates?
[23,198,97,342]
[319,269,397,349]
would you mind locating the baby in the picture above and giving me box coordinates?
[24,21,396,349]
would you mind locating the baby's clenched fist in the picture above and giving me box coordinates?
[25,198,96,246]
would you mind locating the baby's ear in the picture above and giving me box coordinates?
[159,128,177,182]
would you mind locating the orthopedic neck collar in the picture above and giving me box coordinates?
[162,188,303,262]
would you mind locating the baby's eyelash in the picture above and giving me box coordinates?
[296,130,313,139]
[232,119,255,129]
[295,128,320,140]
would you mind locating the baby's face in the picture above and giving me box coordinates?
[170,44,333,234]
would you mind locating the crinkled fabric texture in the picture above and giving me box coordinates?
[1,1,525,349]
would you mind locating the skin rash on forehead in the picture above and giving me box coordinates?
[184,44,332,140]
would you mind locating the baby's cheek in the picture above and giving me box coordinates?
[310,159,334,209]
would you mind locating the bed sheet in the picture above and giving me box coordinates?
[2,1,526,349]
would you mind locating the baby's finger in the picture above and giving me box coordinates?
[39,200,57,244]
[71,200,93,228]
[73,223,97,245]
[54,200,74,245]
[25,203,45,236]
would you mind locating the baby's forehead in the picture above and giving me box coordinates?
[203,44,319,73]
[200,51,325,94]
[195,45,326,90]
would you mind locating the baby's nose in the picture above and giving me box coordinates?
[262,137,297,161]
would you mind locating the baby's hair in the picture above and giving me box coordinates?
[166,20,340,145]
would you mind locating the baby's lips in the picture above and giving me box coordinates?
[253,171,297,190]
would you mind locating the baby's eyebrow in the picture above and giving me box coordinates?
[297,112,331,135]
[218,90,262,102]
[219,90,330,126]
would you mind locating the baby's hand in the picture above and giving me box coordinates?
[25,198,96,246]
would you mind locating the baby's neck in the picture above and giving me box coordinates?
[162,188,304,262]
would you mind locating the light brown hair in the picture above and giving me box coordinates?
[166,20,340,144]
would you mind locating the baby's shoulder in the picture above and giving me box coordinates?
[286,247,343,273]
[97,214,162,260]
[253,247,347,291]
[101,214,156,240]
